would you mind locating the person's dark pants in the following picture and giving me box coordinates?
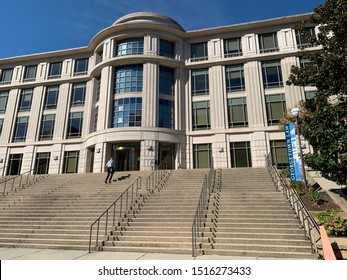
[105,168,114,182]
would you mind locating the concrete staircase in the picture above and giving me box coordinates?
[202,168,317,259]
[0,171,150,250]
[0,168,318,259]
[101,169,208,254]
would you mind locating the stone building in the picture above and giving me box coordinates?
[0,12,318,174]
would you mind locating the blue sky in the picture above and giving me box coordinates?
[0,0,325,59]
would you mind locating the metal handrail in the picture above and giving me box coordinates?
[192,165,214,256]
[265,154,321,254]
[1,163,48,195]
[88,176,142,252]
[146,158,170,193]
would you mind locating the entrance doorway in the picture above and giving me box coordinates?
[158,143,175,169]
[113,143,140,171]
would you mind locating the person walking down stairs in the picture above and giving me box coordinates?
[105,157,115,184]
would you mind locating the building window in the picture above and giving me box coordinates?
[262,60,283,88]
[227,97,248,128]
[159,66,174,96]
[191,42,208,61]
[259,33,279,53]
[48,62,62,79]
[116,38,144,56]
[113,98,142,127]
[299,56,313,68]
[0,68,13,84]
[0,91,9,114]
[191,68,209,96]
[270,140,288,169]
[18,88,33,112]
[70,83,86,107]
[230,142,252,168]
[159,39,174,58]
[266,94,286,126]
[158,99,174,128]
[0,118,3,137]
[224,38,242,57]
[226,64,245,92]
[44,86,59,109]
[74,58,88,76]
[305,90,317,100]
[296,27,316,48]
[34,152,50,174]
[23,65,37,82]
[96,76,101,102]
[13,116,29,142]
[115,65,143,94]
[67,112,83,138]
[39,114,55,141]
[96,49,103,64]
[6,154,23,175]
[93,106,98,132]
[193,143,212,169]
[192,101,210,130]
[63,151,79,173]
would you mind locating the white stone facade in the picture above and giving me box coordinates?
[0,12,318,174]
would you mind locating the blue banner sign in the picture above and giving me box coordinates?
[284,123,302,181]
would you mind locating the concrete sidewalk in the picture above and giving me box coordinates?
[0,248,274,260]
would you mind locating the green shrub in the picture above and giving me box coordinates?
[317,209,347,236]
[307,188,323,205]
[281,167,290,178]
[317,209,339,224]
[291,181,305,195]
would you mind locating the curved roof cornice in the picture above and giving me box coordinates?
[113,12,185,32]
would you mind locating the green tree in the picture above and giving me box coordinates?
[287,0,347,186]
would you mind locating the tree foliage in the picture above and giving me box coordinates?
[287,0,347,185]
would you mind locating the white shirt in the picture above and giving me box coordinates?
[106,159,113,168]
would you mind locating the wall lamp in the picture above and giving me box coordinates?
[147,145,153,151]
[219,147,224,153]
[96,148,101,153]
[54,156,58,161]
[0,159,3,163]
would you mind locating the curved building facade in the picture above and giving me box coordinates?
[0,12,318,174]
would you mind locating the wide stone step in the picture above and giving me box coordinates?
[101,245,192,255]
[110,230,192,237]
[0,232,90,240]
[0,242,88,251]
[102,240,192,249]
[109,235,192,243]
[207,237,309,246]
[118,225,192,232]
[206,222,301,229]
[202,248,316,259]
[205,243,312,253]
[0,237,90,246]
[204,231,305,239]
[123,217,195,223]
[207,212,295,218]
[118,221,193,227]
[210,217,298,223]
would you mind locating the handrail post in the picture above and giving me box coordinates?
[264,154,321,256]
[89,176,142,252]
